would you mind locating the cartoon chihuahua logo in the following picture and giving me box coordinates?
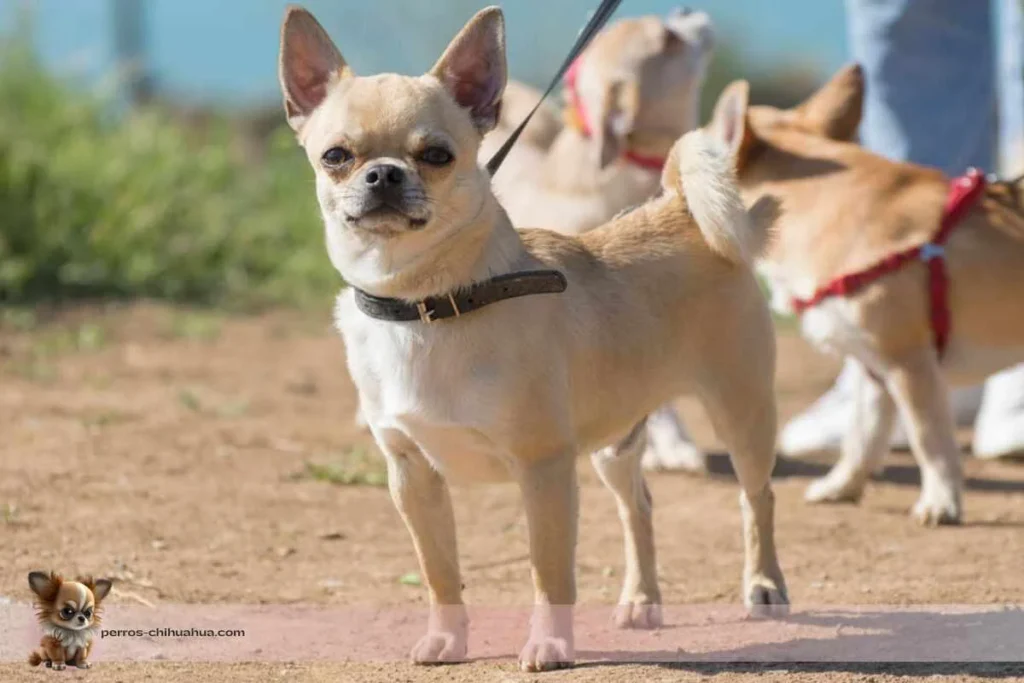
[27,571,113,670]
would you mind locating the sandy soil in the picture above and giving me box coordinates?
[1,303,1022,682]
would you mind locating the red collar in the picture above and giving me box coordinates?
[562,59,667,171]
[790,168,987,357]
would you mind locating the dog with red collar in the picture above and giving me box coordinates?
[479,9,714,236]
[707,64,1024,526]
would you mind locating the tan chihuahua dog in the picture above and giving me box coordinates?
[280,6,787,671]
[706,65,1024,525]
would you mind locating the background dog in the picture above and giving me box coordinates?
[481,8,715,234]
[706,64,1024,526]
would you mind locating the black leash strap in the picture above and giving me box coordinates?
[485,0,624,176]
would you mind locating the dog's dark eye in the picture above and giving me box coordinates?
[420,146,453,166]
[60,608,74,619]
[82,608,93,619]
[321,146,353,168]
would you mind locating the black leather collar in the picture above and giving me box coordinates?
[353,270,568,323]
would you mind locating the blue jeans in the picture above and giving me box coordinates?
[845,0,1006,175]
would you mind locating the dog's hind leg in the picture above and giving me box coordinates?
[379,433,467,664]
[698,347,789,617]
[805,358,898,504]
[592,420,662,629]
[884,347,963,525]
[517,454,578,672]
[41,637,65,671]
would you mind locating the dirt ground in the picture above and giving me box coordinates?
[1,303,1023,682]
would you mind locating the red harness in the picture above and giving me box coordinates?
[562,59,667,171]
[791,168,987,358]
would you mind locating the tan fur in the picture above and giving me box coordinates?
[492,79,563,149]
[709,64,1024,525]
[280,6,787,672]
[27,571,111,669]
[478,11,716,476]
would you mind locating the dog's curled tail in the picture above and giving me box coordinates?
[28,651,43,667]
[675,129,778,265]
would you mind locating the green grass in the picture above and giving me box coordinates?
[163,311,224,341]
[292,449,388,487]
[0,306,38,330]
[1,502,19,525]
[0,39,338,308]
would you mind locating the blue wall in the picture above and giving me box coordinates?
[1,0,848,107]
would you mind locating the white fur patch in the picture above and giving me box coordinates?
[44,623,96,661]
[800,298,889,378]
[675,130,761,264]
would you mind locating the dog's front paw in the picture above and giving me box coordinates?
[804,470,865,504]
[912,488,961,526]
[745,575,790,619]
[613,601,663,630]
[410,631,467,665]
[75,662,91,670]
[519,636,574,672]
[51,663,66,671]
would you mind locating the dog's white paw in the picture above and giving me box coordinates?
[912,487,961,526]
[52,663,66,671]
[745,576,789,619]
[75,662,91,670]
[640,407,707,474]
[613,601,663,630]
[804,470,865,504]
[410,630,467,665]
[518,636,574,672]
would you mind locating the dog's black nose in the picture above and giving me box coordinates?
[77,615,86,623]
[364,164,405,189]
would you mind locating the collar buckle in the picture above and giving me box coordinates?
[447,293,461,317]
[416,301,435,324]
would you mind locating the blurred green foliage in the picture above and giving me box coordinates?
[0,27,816,310]
[0,41,337,308]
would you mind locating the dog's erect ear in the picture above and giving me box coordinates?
[279,5,352,133]
[75,576,113,603]
[796,63,864,142]
[430,6,507,134]
[709,80,753,168]
[664,8,714,53]
[92,578,113,603]
[595,80,640,170]
[28,571,61,601]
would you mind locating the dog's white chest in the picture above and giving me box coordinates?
[44,625,92,661]
[335,293,522,483]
